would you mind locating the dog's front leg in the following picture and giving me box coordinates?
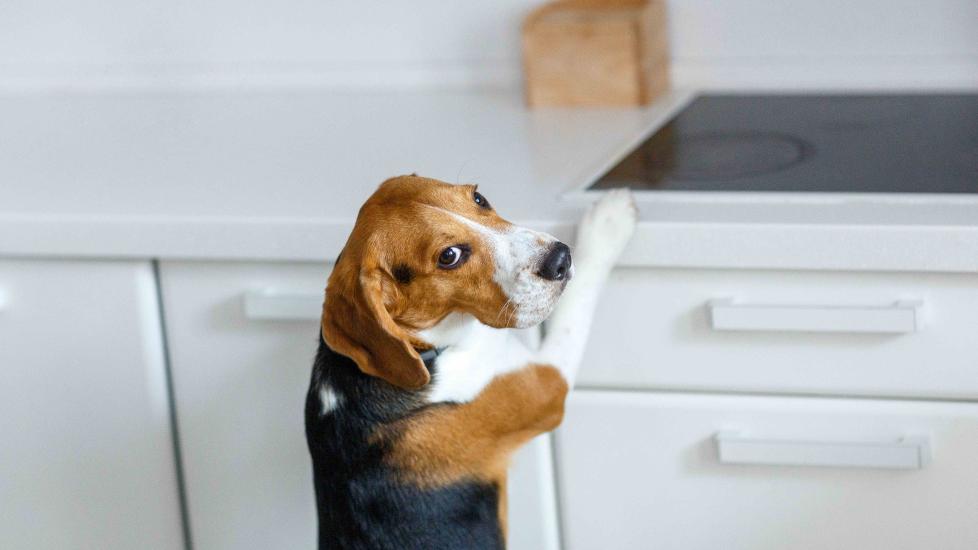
[539,189,637,386]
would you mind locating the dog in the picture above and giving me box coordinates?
[305,175,636,549]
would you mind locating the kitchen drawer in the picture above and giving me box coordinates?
[158,261,558,550]
[578,268,978,398]
[556,390,978,550]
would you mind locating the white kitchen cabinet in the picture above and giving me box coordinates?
[556,390,978,550]
[0,259,183,550]
[579,268,978,399]
[159,261,559,550]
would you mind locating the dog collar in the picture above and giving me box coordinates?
[417,347,445,367]
[320,332,445,374]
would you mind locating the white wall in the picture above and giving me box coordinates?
[1,0,976,92]
[670,0,978,90]
[0,0,532,90]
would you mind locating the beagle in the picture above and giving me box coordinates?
[306,175,636,549]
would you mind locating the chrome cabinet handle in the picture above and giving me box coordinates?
[715,432,931,470]
[242,289,322,321]
[708,298,923,334]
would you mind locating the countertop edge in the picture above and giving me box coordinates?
[4,216,977,273]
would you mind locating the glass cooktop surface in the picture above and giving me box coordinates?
[589,94,978,193]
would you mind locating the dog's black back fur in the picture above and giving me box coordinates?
[305,338,505,550]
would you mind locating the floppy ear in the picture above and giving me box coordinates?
[321,253,430,390]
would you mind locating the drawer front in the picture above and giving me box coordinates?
[556,390,978,550]
[159,261,558,550]
[578,268,978,398]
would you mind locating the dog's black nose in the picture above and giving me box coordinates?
[537,242,572,281]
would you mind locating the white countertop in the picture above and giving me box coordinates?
[2,89,977,272]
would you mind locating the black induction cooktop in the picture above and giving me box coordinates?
[589,94,978,193]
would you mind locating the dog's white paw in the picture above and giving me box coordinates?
[573,188,638,274]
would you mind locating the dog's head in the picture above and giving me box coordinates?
[321,175,571,389]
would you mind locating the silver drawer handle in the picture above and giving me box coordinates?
[708,298,923,334]
[715,432,931,470]
[242,289,323,321]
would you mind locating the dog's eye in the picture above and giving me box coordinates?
[437,245,469,269]
[473,191,490,209]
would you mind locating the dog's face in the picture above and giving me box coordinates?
[322,175,571,388]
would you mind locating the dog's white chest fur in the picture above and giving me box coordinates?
[421,313,534,404]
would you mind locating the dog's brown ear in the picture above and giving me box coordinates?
[321,247,430,390]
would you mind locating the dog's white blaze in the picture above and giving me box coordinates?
[319,385,343,416]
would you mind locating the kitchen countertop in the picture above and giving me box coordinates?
[2,89,977,272]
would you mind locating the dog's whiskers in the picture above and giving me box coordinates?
[496,297,517,325]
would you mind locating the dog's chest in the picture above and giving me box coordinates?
[423,323,533,405]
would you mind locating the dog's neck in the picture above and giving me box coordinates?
[415,311,482,350]
[417,311,529,405]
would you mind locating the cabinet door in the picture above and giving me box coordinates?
[508,434,562,550]
[159,261,558,550]
[556,390,978,550]
[0,259,183,550]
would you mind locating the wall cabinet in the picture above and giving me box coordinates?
[0,259,183,550]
